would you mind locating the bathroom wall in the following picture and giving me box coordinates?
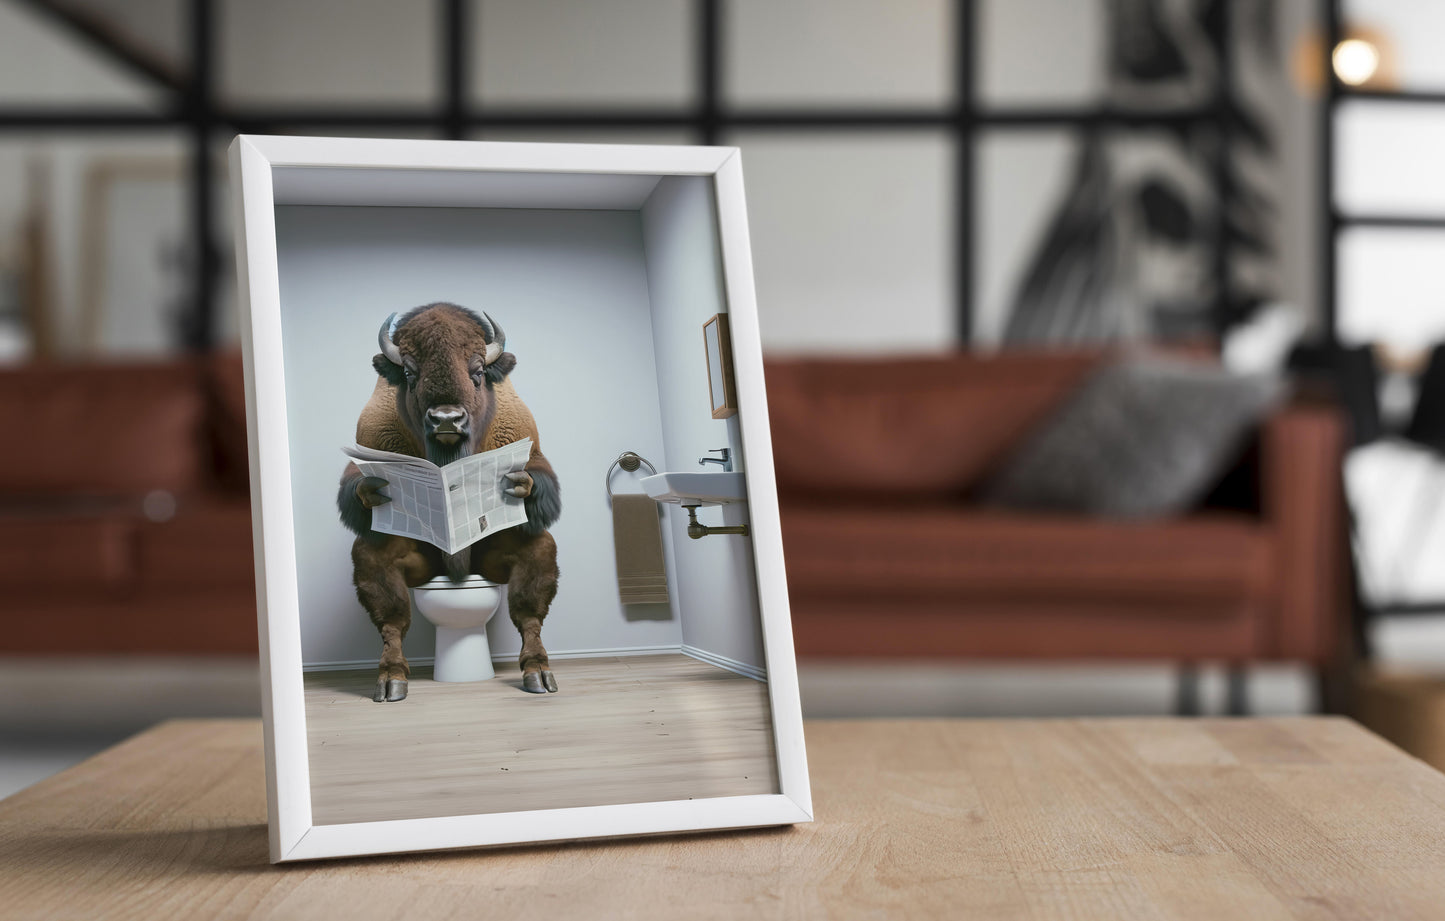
[275,204,682,667]
[641,175,766,676]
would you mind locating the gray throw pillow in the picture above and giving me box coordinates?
[980,355,1286,519]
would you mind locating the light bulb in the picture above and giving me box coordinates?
[1333,38,1381,86]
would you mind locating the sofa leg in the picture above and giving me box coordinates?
[1225,665,1249,716]
[1314,663,1351,715]
[1175,664,1202,716]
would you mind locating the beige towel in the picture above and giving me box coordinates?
[612,493,670,604]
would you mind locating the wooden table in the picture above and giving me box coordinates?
[4,718,1445,919]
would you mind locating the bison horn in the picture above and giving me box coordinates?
[377,312,403,365]
[482,311,506,366]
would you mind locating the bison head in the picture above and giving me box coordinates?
[372,302,517,467]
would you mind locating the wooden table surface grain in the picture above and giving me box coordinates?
[4,717,1445,920]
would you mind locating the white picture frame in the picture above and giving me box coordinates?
[228,135,811,863]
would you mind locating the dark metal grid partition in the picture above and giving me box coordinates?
[1321,0,1445,338]
[3,0,1256,351]
[1321,0,1445,624]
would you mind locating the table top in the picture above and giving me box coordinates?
[3,717,1445,920]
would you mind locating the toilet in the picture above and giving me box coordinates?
[410,576,504,682]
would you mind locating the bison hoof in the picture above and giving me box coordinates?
[522,670,558,694]
[357,475,391,508]
[372,678,408,702]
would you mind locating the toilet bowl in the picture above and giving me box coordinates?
[410,576,503,682]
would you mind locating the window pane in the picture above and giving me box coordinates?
[0,2,165,108]
[978,0,1104,107]
[1345,0,1445,92]
[220,0,436,106]
[1336,100,1445,217]
[475,0,693,107]
[1339,228,1445,350]
[725,132,954,353]
[725,0,953,108]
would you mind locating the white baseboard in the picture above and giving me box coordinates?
[681,645,767,682]
[303,657,435,673]
[304,645,764,681]
[302,644,681,673]
[496,644,682,663]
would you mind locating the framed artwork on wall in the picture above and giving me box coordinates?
[703,313,738,419]
[229,135,811,862]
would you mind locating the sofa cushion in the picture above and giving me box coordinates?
[0,500,137,589]
[765,352,1100,499]
[136,495,256,589]
[780,505,1273,607]
[0,360,204,496]
[980,354,1285,518]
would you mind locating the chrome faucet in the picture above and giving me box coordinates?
[697,447,732,472]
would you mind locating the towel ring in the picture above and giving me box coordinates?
[606,451,657,499]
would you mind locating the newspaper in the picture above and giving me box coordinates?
[343,438,532,554]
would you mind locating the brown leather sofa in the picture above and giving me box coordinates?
[0,356,257,654]
[2,349,1347,677]
[766,351,1348,670]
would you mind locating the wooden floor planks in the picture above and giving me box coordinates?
[303,654,778,824]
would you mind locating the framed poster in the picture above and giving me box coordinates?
[229,135,810,862]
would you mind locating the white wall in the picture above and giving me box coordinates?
[642,176,765,673]
[274,204,683,667]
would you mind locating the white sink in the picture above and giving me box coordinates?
[640,471,747,506]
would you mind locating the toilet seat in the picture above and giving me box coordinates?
[419,575,499,590]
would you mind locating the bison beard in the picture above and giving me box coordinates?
[337,302,563,700]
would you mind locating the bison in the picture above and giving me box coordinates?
[337,302,562,701]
